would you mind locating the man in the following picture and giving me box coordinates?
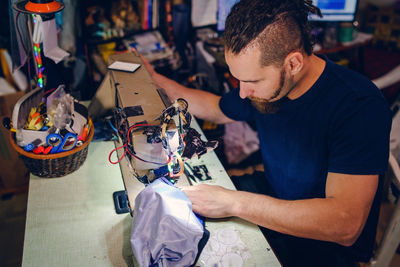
[142,0,392,266]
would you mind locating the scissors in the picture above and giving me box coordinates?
[46,132,78,153]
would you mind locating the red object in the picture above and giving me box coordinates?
[25,1,61,13]
[33,146,44,154]
[43,146,53,155]
[78,127,89,142]
[13,0,64,15]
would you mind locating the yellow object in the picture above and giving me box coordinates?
[179,112,187,124]
[0,48,16,89]
[27,115,43,130]
[97,42,117,63]
[27,107,37,121]
[335,58,349,67]
[202,120,218,130]
[26,107,44,130]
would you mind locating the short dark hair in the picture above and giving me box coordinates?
[223,0,322,66]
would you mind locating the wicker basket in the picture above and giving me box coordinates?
[9,120,94,178]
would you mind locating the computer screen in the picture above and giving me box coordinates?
[217,0,358,32]
[217,0,239,32]
[309,0,359,22]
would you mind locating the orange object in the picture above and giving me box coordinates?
[25,1,61,13]
[31,112,40,118]
[30,112,42,125]
[0,49,16,88]
[78,127,89,142]
[13,0,64,15]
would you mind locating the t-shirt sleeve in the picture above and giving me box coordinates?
[328,96,392,175]
[219,87,254,121]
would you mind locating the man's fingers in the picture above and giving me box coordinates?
[181,185,191,192]
[130,47,138,55]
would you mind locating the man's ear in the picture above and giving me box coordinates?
[284,52,304,75]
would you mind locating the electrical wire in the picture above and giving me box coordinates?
[108,123,169,165]
[109,105,188,180]
[107,119,118,133]
[15,11,36,91]
[15,11,28,57]
[15,11,33,91]
[43,87,56,96]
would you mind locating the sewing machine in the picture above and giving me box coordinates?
[108,52,218,213]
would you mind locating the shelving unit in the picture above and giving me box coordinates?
[80,0,175,99]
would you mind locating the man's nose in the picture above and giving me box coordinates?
[239,83,253,99]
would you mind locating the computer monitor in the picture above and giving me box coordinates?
[217,0,359,32]
[217,0,239,32]
[309,0,359,22]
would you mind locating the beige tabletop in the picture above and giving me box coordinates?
[22,140,281,266]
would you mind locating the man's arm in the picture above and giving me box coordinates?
[183,172,378,246]
[141,55,234,124]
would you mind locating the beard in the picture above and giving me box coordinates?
[248,68,295,114]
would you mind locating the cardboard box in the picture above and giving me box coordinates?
[0,92,29,191]
[108,52,169,126]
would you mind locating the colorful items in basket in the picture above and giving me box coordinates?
[12,85,89,155]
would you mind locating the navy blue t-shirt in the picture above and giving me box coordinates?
[219,57,392,261]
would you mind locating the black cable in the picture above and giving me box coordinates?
[15,11,32,90]
[15,11,28,56]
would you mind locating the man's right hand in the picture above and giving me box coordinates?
[132,48,234,124]
[182,184,239,218]
[133,48,156,77]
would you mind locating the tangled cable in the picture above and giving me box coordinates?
[108,123,169,165]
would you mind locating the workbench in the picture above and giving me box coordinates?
[22,137,281,266]
[22,50,281,266]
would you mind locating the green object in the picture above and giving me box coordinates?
[339,23,355,43]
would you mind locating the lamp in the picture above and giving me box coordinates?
[12,0,66,88]
[13,0,64,15]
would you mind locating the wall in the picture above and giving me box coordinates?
[359,0,399,8]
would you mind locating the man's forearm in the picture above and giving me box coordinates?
[186,173,377,247]
[231,191,364,246]
[152,72,233,124]
[184,184,360,245]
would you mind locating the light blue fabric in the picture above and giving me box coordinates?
[130,178,204,267]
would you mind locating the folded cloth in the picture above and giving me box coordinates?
[131,178,209,267]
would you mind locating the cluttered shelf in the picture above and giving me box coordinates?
[314,32,373,55]
[80,0,175,99]
[83,29,174,100]
[83,29,147,46]
[81,0,171,43]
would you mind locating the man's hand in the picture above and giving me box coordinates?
[182,184,237,218]
[136,50,156,77]
[131,48,234,124]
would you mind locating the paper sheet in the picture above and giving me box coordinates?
[191,0,218,27]
[42,19,69,64]
[108,61,141,73]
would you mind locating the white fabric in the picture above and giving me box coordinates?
[131,178,204,267]
[224,121,260,164]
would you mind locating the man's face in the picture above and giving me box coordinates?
[225,46,296,114]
